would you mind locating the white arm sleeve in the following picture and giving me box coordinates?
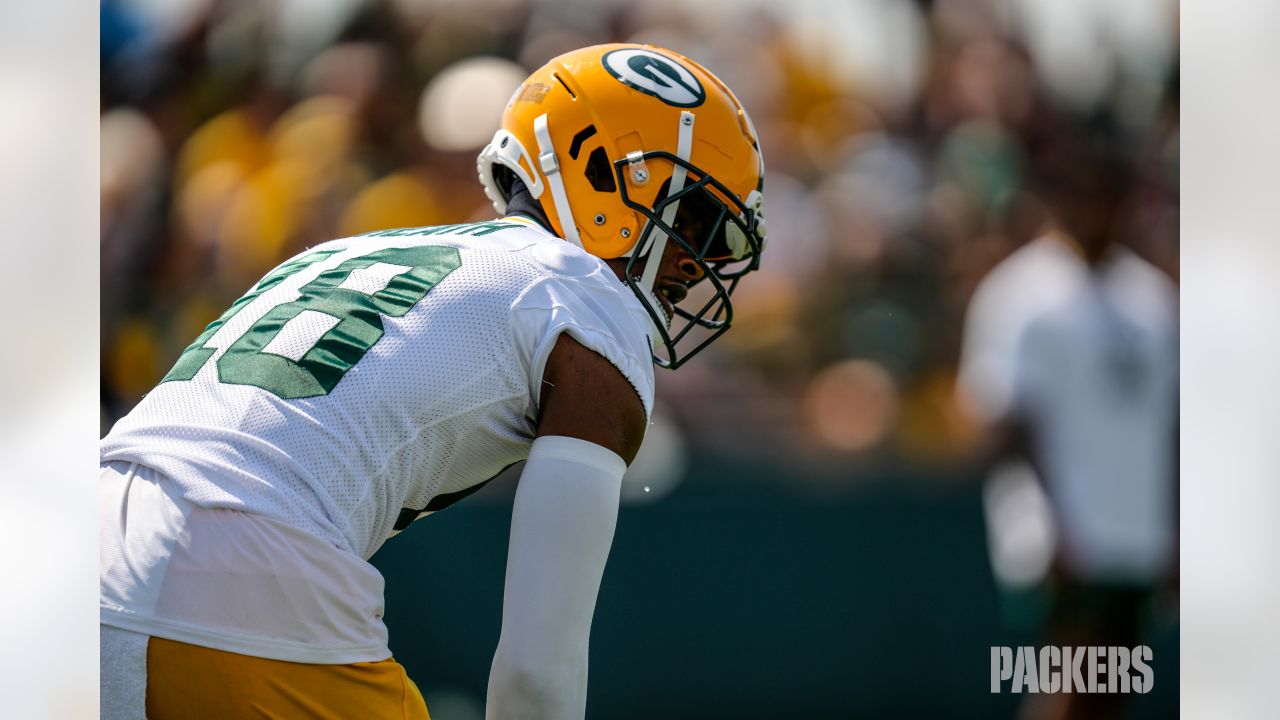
[486,435,626,720]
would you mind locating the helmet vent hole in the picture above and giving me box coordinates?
[553,73,577,100]
[584,147,617,193]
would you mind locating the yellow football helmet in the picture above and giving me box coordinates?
[477,43,767,368]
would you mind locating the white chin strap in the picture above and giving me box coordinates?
[533,113,582,248]
[639,110,695,294]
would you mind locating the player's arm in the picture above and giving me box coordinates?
[486,333,646,720]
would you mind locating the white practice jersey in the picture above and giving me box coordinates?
[103,218,654,560]
[101,219,656,662]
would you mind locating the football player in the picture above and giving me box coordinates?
[100,44,765,719]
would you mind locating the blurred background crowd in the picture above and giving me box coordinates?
[99,0,1179,457]
[100,0,1178,717]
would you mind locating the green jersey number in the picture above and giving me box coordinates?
[162,245,462,399]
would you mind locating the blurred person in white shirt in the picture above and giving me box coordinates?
[959,126,1177,720]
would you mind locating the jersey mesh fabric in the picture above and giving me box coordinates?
[101,221,655,561]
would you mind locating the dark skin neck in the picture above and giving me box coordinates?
[504,180,553,233]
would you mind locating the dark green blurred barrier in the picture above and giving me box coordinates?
[373,456,1177,719]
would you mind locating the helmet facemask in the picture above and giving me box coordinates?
[616,151,766,369]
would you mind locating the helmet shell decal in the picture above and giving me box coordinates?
[602,48,705,108]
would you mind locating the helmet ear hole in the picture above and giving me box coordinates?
[584,147,617,193]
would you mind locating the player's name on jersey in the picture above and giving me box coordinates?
[990,645,1154,694]
[358,221,524,238]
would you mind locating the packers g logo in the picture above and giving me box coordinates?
[602,48,705,108]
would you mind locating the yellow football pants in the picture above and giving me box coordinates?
[146,636,431,719]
